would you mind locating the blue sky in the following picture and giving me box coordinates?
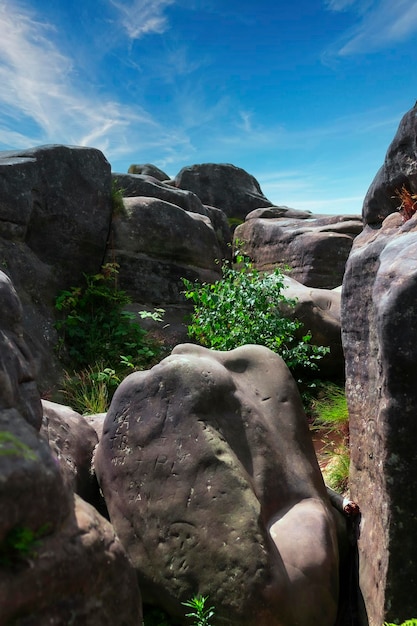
[0,0,416,214]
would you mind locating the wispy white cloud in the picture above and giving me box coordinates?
[215,106,398,155]
[0,0,193,163]
[107,0,175,39]
[325,0,358,10]
[257,169,365,214]
[325,0,417,55]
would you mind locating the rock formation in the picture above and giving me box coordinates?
[0,144,113,391]
[282,277,343,378]
[362,102,417,225]
[107,196,225,304]
[0,141,367,624]
[0,269,142,624]
[128,163,170,181]
[41,400,102,508]
[95,343,341,626]
[174,163,274,221]
[236,209,363,289]
[342,105,417,624]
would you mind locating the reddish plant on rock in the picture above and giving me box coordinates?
[395,185,417,222]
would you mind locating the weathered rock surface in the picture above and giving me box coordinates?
[107,196,224,303]
[41,400,101,507]
[0,489,142,626]
[95,343,340,626]
[128,163,170,181]
[0,271,42,430]
[0,145,113,391]
[0,145,112,286]
[0,269,142,625]
[236,213,363,289]
[112,172,208,216]
[342,210,417,625]
[282,277,343,378]
[362,102,417,225]
[174,163,274,221]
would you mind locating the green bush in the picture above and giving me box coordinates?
[385,621,417,626]
[182,253,328,374]
[55,263,164,413]
[55,263,162,371]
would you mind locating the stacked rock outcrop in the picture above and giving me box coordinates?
[0,270,142,625]
[342,102,417,625]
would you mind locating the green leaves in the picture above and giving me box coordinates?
[55,263,160,370]
[183,255,328,375]
[55,263,165,413]
[182,595,215,626]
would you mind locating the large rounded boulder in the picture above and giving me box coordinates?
[174,163,273,221]
[95,343,340,626]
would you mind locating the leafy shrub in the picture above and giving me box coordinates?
[55,263,163,413]
[182,253,328,374]
[55,263,161,370]
[385,621,417,626]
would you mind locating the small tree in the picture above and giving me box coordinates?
[182,252,327,374]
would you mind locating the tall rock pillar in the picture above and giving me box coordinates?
[342,103,417,625]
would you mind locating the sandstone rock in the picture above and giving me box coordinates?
[282,277,343,378]
[174,163,273,221]
[112,172,208,216]
[41,400,101,507]
[362,102,417,225]
[95,343,340,626]
[0,270,142,625]
[84,412,107,441]
[0,491,142,626]
[202,204,233,262]
[236,213,363,289]
[128,163,170,181]
[0,145,113,391]
[0,145,112,287]
[246,206,314,220]
[342,210,417,624]
[0,271,42,430]
[107,196,223,303]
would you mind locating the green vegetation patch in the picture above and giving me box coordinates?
[183,251,328,375]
